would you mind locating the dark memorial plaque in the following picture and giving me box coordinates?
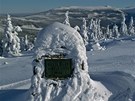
[44,59,72,79]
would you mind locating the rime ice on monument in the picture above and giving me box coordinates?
[30,22,111,101]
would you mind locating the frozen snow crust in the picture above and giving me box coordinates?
[30,22,111,101]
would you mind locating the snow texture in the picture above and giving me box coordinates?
[0,35,135,101]
[92,42,105,51]
[32,22,110,101]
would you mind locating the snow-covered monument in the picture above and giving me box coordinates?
[30,22,110,101]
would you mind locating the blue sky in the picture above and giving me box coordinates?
[0,0,135,13]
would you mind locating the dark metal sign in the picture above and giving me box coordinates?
[43,59,72,79]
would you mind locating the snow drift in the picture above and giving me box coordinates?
[29,22,111,101]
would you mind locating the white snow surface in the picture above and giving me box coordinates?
[92,42,105,51]
[0,29,135,101]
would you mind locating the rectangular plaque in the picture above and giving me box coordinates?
[44,59,72,79]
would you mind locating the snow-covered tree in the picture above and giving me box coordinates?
[105,25,113,39]
[20,37,25,51]
[92,19,98,41]
[120,14,128,36]
[2,14,14,56]
[89,19,94,32]
[96,19,103,40]
[20,35,29,51]
[112,24,120,38]
[24,35,29,51]
[11,30,21,55]
[109,29,113,39]
[2,14,21,56]
[88,19,96,42]
[128,17,135,35]
[63,11,70,26]
[88,19,103,42]
[87,19,93,41]
[80,18,88,45]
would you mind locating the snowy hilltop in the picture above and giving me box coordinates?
[0,6,124,38]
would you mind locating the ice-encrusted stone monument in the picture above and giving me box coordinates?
[30,22,111,101]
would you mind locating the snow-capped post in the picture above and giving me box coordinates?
[29,22,109,101]
[128,17,135,36]
[112,24,120,38]
[80,18,88,46]
[120,14,128,36]
[63,11,70,26]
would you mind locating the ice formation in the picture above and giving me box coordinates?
[30,22,111,101]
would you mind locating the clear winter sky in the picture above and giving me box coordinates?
[0,0,135,14]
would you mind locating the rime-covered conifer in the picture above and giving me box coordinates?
[2,15,14,56]
[80,18,88,45]
[96,19,103,40]
[63,11,70,26]
[24,35,29,51]
[112,24,120,38]
[105,25,113,39]
[2,14,21,56]
[120,14,128,36]
[129,17,135,35]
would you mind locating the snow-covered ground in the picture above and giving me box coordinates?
[88,36,135,101]
[88,37,135,76]
[0,55,33,88]
[0,36,135,101]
